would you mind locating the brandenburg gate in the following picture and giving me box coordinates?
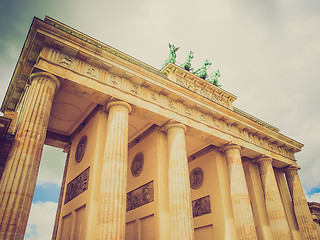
[0,16,318,240]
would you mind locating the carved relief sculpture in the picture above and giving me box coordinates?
[75,135,87,163]
[131,152,144,177]
[59,55,75,67]
[65,167,90,204]
[126,181,154,211]
[192,195,211,218]
[190,167,204,190]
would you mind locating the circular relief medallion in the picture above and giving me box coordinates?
[75,135,87,163]
[190,167,204,190]
[131,152,144,177]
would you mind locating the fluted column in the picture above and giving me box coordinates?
[0,72,60,240]
[223,144,258,240]
[52,145,70,240]
[97,101,131,240]
[256,157,292,239]
[164,122,194,240]
[284,166,319,240]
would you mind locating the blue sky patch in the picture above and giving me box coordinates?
[32,183,61,203]
[308,187,320,196]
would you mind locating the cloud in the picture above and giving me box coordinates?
[36,145,66,186]
[24,201,58,240]
[307,192,320,203]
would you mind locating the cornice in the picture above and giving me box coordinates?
[233,107,279,132]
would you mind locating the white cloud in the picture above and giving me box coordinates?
[24,201,58,240]
[36,145,66,186]
[307,192,320,203]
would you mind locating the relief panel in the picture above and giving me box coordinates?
[65,167,90,204]
[192,195,211,218]
[127,181,154,212]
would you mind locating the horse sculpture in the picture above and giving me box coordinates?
[162,43,179,68]
[193,59,212,80]
[180,51,194,71]
[208,70,221,87]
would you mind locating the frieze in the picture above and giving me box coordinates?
[200,114,207,123]
[185,106,192,116]
[109,74,120,86]
[150,91,158,102]
[131,83,139,95]
[127,181,154,212]
[48,49,60,63]
[48,50,295,161]
[173,75,231,109]
[59,54,75,68]
[64,167,90,204]
[192,195,211,218]
[168,99,176,109]
[85,66,98,79]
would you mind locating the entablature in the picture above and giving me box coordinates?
[2,16,303,166]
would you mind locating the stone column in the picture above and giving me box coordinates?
[223,144,258,240]
[284,166,319,240]
[164,122,194,240]
[0,72,60,240]
[97,101,131,240]
[52,145,70,240]
[256,157,292,239]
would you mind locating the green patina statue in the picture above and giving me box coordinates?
[208,70,221,87]
[162,43,179,68]
[180,51,194,71]
[193,59,212,80]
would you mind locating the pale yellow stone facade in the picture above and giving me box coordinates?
[0,16,318,240]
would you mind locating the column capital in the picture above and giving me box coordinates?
[105,100,132,113]
[283,165,300,173]
[163,121,186,133]
[30,71,60,90]
[222,143,241,152]
[254,156,273,164]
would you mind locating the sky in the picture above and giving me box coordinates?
[1,0,320,239]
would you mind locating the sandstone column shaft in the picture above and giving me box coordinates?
[257,157,292,240]
[97,101,131,240]
[285,166,319,240]
[165,123,194,240]
[0,72,60,240]
[223,144,258,240]
[52,145,70,240]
